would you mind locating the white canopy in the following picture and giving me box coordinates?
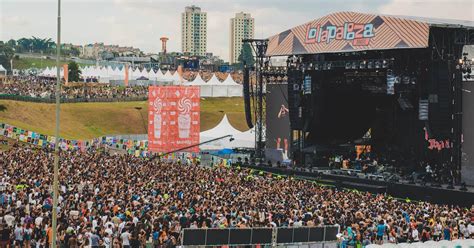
[200,114,254,149]
[171,70,186,84]
[206,73,222,85]
[163,70,173,80]
[0,64,7,73]
[222,74,239,85]
[186,73,207,86]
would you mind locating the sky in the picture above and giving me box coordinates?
[1,0,473,61]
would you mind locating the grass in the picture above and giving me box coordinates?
[13,57,89,70]
[0,97,247,140]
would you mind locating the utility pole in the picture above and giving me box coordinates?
[51,0,61,247]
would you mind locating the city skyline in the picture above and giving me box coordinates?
[1,0,472,61]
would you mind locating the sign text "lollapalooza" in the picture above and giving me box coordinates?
[305,22,375,46]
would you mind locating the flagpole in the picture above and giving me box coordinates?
[52,0,61,247]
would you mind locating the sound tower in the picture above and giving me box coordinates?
[243,65,254,128]
[288,68,303,130]
[429,60,454,139]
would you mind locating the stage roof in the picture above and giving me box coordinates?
[266,11,474,57]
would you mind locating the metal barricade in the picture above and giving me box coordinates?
[181,225,339,247]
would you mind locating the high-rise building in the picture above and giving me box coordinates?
[230,12,254,64]
[181,5,207,56]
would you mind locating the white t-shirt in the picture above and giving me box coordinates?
[468,224,474,235]
[118,222,125,234]
[86,201,94,209]
[121,232,131,246]
[103,237,111,248]
[104,228,113,236]
[35,216,43,227]
[4,214,15,227]
[92,220,98,230]
[412,229,419,241]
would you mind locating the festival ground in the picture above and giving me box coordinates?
[0,98,246,139]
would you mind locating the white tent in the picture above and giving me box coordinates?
[131,67,140,80]
[200,114,254,149]
[171,70,186,84]
[39,67,49,77]
[149,69,159,81]
[157,69,164,78]
[145,68,153,80]
[206,74,222,85]
[207,74,227,97]
[162,70,171,80]
[0,64,8,75]
[222,74,237,85]
[186,73,207,86]
[234,126,255,147]
[222,74,243,97]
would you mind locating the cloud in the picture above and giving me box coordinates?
[378,0,473,21]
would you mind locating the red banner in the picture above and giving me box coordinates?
[63,64,68,85]
[148,86,200,153]
[124,64,129,86]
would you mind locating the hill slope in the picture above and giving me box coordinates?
[0,97,247,140]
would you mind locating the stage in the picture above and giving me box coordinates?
[241,164,474,207]
[260,12,474,186]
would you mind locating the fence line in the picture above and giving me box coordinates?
[0,94,147,103]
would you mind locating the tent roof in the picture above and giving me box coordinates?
[200,114,242,136]
[200,114,254,149]
[222,74,239,85]
[206,73,222,85]
[186,73,207,85]
[171,70,186,83]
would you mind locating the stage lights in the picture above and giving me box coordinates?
[351,61,358,69]
[299,59,393,71]
[345,62,352,69]
[367,61,374,69]
[323,62,333,70]
[375,60,381,69]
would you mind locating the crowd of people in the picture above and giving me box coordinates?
[0,76,148,100]
[0,144,473,248]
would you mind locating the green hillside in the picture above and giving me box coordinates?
[0,97,247,140]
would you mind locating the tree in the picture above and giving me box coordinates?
[17,38,32,52]
[0,42,14,72]
[238,43,255,67]
[7,39,16,47]
[68,61,81,82]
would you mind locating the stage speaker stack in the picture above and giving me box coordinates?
[288,69,303,130]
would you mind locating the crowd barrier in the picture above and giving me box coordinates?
[181,226,339,246]
[0,94,147,103]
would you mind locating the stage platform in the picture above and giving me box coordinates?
[241,165,474,207]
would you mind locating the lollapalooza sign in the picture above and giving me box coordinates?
[305,22,375,46]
